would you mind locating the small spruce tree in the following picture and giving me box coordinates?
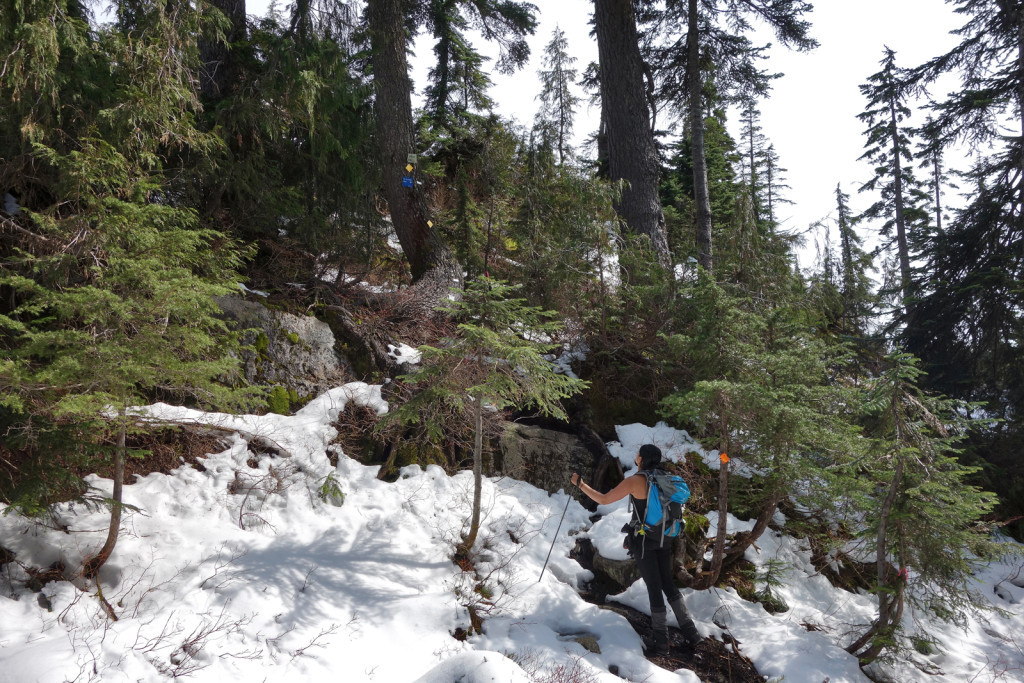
[844,351,1000,665]
[381,276,587,556]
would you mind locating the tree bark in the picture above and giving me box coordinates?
[888,97,913,307]
[846,453,904,661]
[367,0,463,305]
[694,454,729,589]
[714,490,783,576]
[593,0,670,265]
[462,396,485,553]
[83,418,126,579]
[688,0,713,272]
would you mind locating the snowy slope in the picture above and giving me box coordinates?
[1,384,1022,682]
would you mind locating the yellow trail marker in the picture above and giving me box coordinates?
[427,220,434,228]
[405,163,414,173]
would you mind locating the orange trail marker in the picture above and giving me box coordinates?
[720,453,729,464]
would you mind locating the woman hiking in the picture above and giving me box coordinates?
[570,444,701,656]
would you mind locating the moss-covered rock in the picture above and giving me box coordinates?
[216,296,352,400]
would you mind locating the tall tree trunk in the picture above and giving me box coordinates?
[199,0,247,99]
[888,98,913,308]
[687,0,713,272]
[593,0,670,265]
[367,0,462,306]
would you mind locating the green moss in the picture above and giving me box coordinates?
[286,331,300,344]
[683,513,710,539]
[254,332,270,357]
[267,386,291,414]
[394,441,448,470]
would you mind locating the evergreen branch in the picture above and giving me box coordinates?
[0,215,53,244]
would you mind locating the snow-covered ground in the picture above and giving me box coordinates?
[1,384,1022,682]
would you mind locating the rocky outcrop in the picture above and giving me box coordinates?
[216,296,352,401]
[593,552,640,589]
[497,423,597,497]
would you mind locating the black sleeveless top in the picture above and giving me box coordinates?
[630,493,647,523]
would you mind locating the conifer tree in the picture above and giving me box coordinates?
[197,0,248,99]
[366,0,463,301]
[739,96,769,226]
[644,0,816,272]
[659,275,861,587]
[916,115,956,236]
[536,26,580,166]
[0,0,257,575]
[506,132,618,319]
[423,0,495,132]
[835,183,874,335]
[197,3,377,271]
[906,0,1024,434]
[759,142,792,227]
[365,0,534,306]
[857,47,929,313]
[381,277,587,556]
[844,352,999,665]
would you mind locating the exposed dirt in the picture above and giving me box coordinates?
[90,427,225,481]
[592,595,765,683]
[571,538,765,682]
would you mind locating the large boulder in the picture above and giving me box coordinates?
[497,423,596,496]
[216,296,352,400]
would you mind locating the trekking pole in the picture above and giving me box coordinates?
[538,492,573,582]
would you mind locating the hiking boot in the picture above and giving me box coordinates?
[644,610,670,656]
[669,596,702,647]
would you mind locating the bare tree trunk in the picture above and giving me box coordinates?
[888,98,913,307]
[688,0,713,272]
[847,454,904,661]
[694,454,729,589]
[367,0,463,306]
[83,418,126,578]
[593,0,670,265]
[462,397,485,554]
[722,490,782,567]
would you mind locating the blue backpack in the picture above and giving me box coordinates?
[631,470,690,540]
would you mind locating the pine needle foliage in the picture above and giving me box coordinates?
[659,273,864,581]
[0,0,259,573]
[844,351,1003,664]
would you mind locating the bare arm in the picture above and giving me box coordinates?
[570,472,646,506]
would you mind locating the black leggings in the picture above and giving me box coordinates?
[634,537,680,613]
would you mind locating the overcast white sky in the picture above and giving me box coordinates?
[248,0,967,267]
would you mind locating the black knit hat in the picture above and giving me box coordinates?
[638,444,662,470]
